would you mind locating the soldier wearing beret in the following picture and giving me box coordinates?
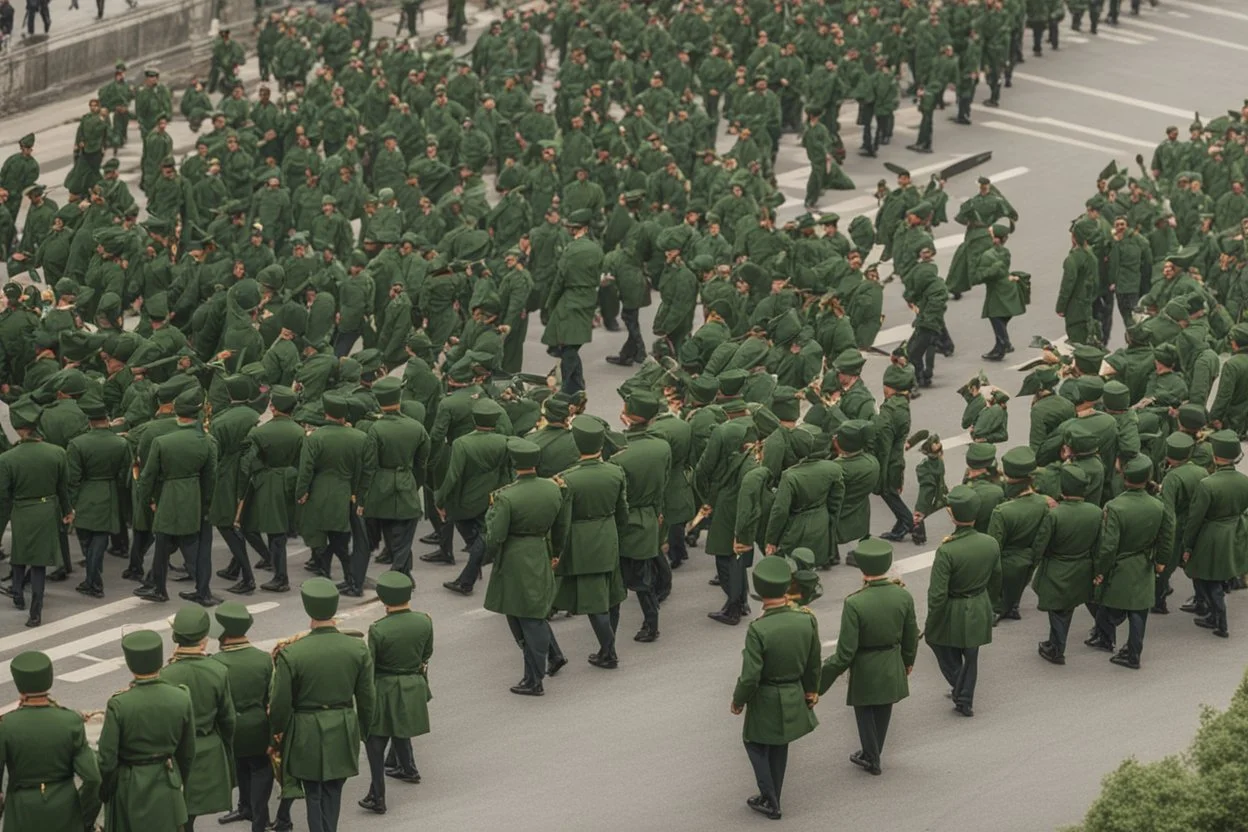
[1181,431,1248,639]
[161,605,236,828]
[362,571,432,812]
[0,650,102,831]
[66,398,131,598]
[1034,465,1102,664]
[98,630,196,832]
[926,485,1002,717]
[1090,456,1173,668]
[0,398,72,627]
[820,537,918,776]
[731,557,820,820]
[212,602,277,832]
[988,447,1052,622]
[269,578,375,832]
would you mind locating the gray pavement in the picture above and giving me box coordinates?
[3,2,1248,831]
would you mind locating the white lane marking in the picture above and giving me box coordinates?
[1010,72,1190,118]
[941,433,974,450]
[1094,32,1147,45]
[0,597,146,654]
[981,121,1135,155]
[1067,35,1091,43]
[989,110,1153,149]
[1160,0,1247,21]
[862,155,970,193]
[1119,17,1248,52]
[872,324,915,347]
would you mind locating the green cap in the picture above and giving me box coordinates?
[174,388,203,417]
[752,407,780,440]
[882,363,915,391]
[965,442,997,468]
[947,484,981,524]
[81,399,108,420]
[836,420,867,453]
[9,399,41,430]
[542,396,571,423]
[214,601,253,638]
[300,577,340,619]
[833,348,866,375]
[373,376,402,407]
[352,348,383,375]
[270,385,297,413]
[376,571,414,606]
[1177,403,1207,431]
[471,399,502,428]
[851,537,893,575]
[690,375,719,404]
[1078,376,1105,404]
[789,547,816,571]
[1060,463,1090,497]
[1102,380,1131,411]
[718,369,749,398]
[769,386,800,421]
[1165,432,1195,460]
[323,392,350,420]
[1018,366,1059,396]
[1210,429,1241,461]
[571,415,605,455]
[121,630,164,675]
[1072,345,1107,375]
[1122,455,1153,486]
[225,373,252,402]
[10,651,53,694]
[625,389,661,421]
[1000,447,1036,479]
[171,605,211,645]
[507,437,542,470]
[751,556,793,599]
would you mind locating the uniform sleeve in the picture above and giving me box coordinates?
[901,593,920,668]
[1031,507,1054,567]
[803,614,822,696]
[819,602,858,694]
[1153,498,1175,567]
[72,718,103,828]
[294,434,315,500]
[136,441,160,514]
[354,645,376,738]
[175,693,195,783]
[56,448,72,517]
[1094,505,1118,582]
[484,493,510,548]
[731,624,764,708]
[268,652,293,746]
[217,677,237,758]
[925,547,950,633]
[97,698,122,801]
[200,436,219,518]
[763,474,792,548]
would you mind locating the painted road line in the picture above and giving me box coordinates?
[823,194,881,215]
[774,167,811,189]
[863,154,969,192]
[1164,0,1247,21]
[1118,18,1248,52]
[990,110,1153,149]
[1095,31,1147,45]
[1067,35,1090,44]
[980,121,1133,156]
[1010,72,1189,118]
[0,597,146,655]
[872,323,915,347]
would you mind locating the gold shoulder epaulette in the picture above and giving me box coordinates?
[942,534,953,543]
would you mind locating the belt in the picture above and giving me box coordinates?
[10,777,72,791]
[511,532,547,538]
[760,677,800,686]
[295,703,353,713]
[947,589,985,599]
[120,755,172,767]
[375,667,421,676]
[13,495,56,506]
[859,644,899,653]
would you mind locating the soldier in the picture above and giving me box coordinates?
[485,437,568,694]
[238,385,304,592]
[269,578,375,832]
[832,420,880,568]
[161,605,236,830]
[765,428,845,567]
[730,557,820,821]
[1181,430,1248,639]
[211,374,263,595]
[212,602,276,832]
[962,443,1005,532]
[438,399,511,596]
[819,538,919,776]
[1056,218,1100,346]
[1090,456,1173,668]
[875,363,914,541]
[988,447,1052,622]
[1022,366,1075,455]
[0,399,72,628]
[296,392,370,596]
[552,416,629,668]
[925,485,1002,717]
[0,651,102,831]
[1153,434,1203,615]
[610,390,671,642]
[542,209,603,395]
[135,389,218,606]
[98,630,195,832]
[1034,465,1102,664]
[909,431,948,546]
[64,398,129,599]
[360,377,431,577]
[361,572,432,814]
[649,388,697,581]
[124,377,185,585]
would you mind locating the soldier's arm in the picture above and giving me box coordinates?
[96,698,122,801]
[614,473,630,533]
[484,493,510,549]
[136,441,160,512]
[201,439,219,520]
[819,602,859,694]
[763,475,792,549]
[354,644,376,738]
[413,427,432,491]
[56,449,72,518]
[1094,506,1119,581]
[268,652,293,748]
[1031,508,1054,567]
[985,504,1006,549]
[218,677,237,758]
[71,718,103,829]
[987,537,1004,609]
[731,624,765,708]
[1154,499,1176,568]
[434,442,465,510]
[174,693,195,783]
[294,435,315,501]
[901,593,920,669]
[926,547,951,626]
[1181,482,1210,555]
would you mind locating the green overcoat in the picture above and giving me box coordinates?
[160,653,236,816]
[732,605,821,745]
[368,610,433,738]
[820,579,920,705]
[924,527,1002,648]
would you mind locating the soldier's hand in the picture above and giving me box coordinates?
[1155,563,1166,574]
[297,495,308,505]
[730,701,743,715]
[804,692,818,708]
[1182,551,1191,564]
[765,544,777,556]
[1093,574,1103,586]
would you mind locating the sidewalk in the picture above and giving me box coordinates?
[4,0,162,49]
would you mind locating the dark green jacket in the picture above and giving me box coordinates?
[820,579,919,705]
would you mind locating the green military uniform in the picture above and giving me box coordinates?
[1033,465,1101,662]
[239,386,304,590]
[98,630,196,832]
[1153,434,1205,613]
[765,429,845,566]
[210,377,263,592]
[0,651,102,832]
[66,400,130,597]
[268,579,375,832]
[362,572,432,810]
[161,606,237,824]
[833,420,881,566]
[731,557,820,821]
[987,448,1052,621]
[360,378,431,577]
[925,486,1002,716]
[820,539,919,775]
[1182,431,1248,638]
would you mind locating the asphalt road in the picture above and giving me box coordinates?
[3,2,1248,831]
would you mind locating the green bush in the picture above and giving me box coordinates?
[1065,668,1248,832]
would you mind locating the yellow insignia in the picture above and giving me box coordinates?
[941,534,953,543]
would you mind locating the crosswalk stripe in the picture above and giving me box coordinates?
[1010,72,1189,118]
[1067,35,1091,43]
[990,109,1153,149]
[1167,10,1191,17]
[1119,17,1248,52]
[1095,31,1148,45]
[1161,0,1248,22]
[0,597,145,654]
[981,121,1135,155]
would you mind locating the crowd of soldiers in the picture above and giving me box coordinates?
[0,0,1247,827]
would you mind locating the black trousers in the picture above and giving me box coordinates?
[1047,609,1074,654]
[507,615,555,685]
[907,328,937,383]
[859,103,876,153]
[989,316,1012,350]
[10,564,45,619]
[620,556,659,630]
[929,644,979,707]
[452,516,486,589]
[587,607,618,657]
[559,344,585,396]
[619,307,646,361]
[380,518,417,576]
[218,526,257,586]
[265,533,289,583]
[881,492,913,534]
[1094,606,1148,659]
[127,529,153,575]
[318,530,353,581]
[365,735,393,802]
[348,511,370,590]
[853,703,893,768]
[58,527,71,574]
[153,527,208,597]
[381,736,416,773]
[77,529,109,591]
[235,754,274,832]
[1193,578,1228,632]
[714,554,747,608]
[666,523,688,565]
[302,778,345,832]
[743,742,789,809]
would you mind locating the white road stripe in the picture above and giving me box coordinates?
[1095,31,1147,45]
[823,194,881,215]
[1161,0,1248,22]
[1010,72,1190,118]
[1067,35,1090,44]
[0,597,146,654]
[1119,18,1248,52]
[872,323,914,346]
[981,121,1135,155]
[1167,10,1190,17]
[989,109,1154,149]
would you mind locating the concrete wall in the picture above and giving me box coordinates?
[0,0,253,116]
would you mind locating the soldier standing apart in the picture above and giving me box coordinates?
[438,400,510,596]
[238,385,304,593]
[360,377,431,577]
[0,651,102,830]
[485,438,569,695]
[1034,465,1101,664]
[552,417,629,669]
[611,390,671,643]
[1182,430,1248,639]
[213,602,277,832]
[730,557,820,821]
[0,399,72,627]
[269,578,375,832]
[361,572,432,814]
[66,399,130,598]
[1090,456,1173,668]
[97,630,196,832]
[161,605,237,830]
[135,389,218,606]
[925,485,1002,717]
[820,538,919,776]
